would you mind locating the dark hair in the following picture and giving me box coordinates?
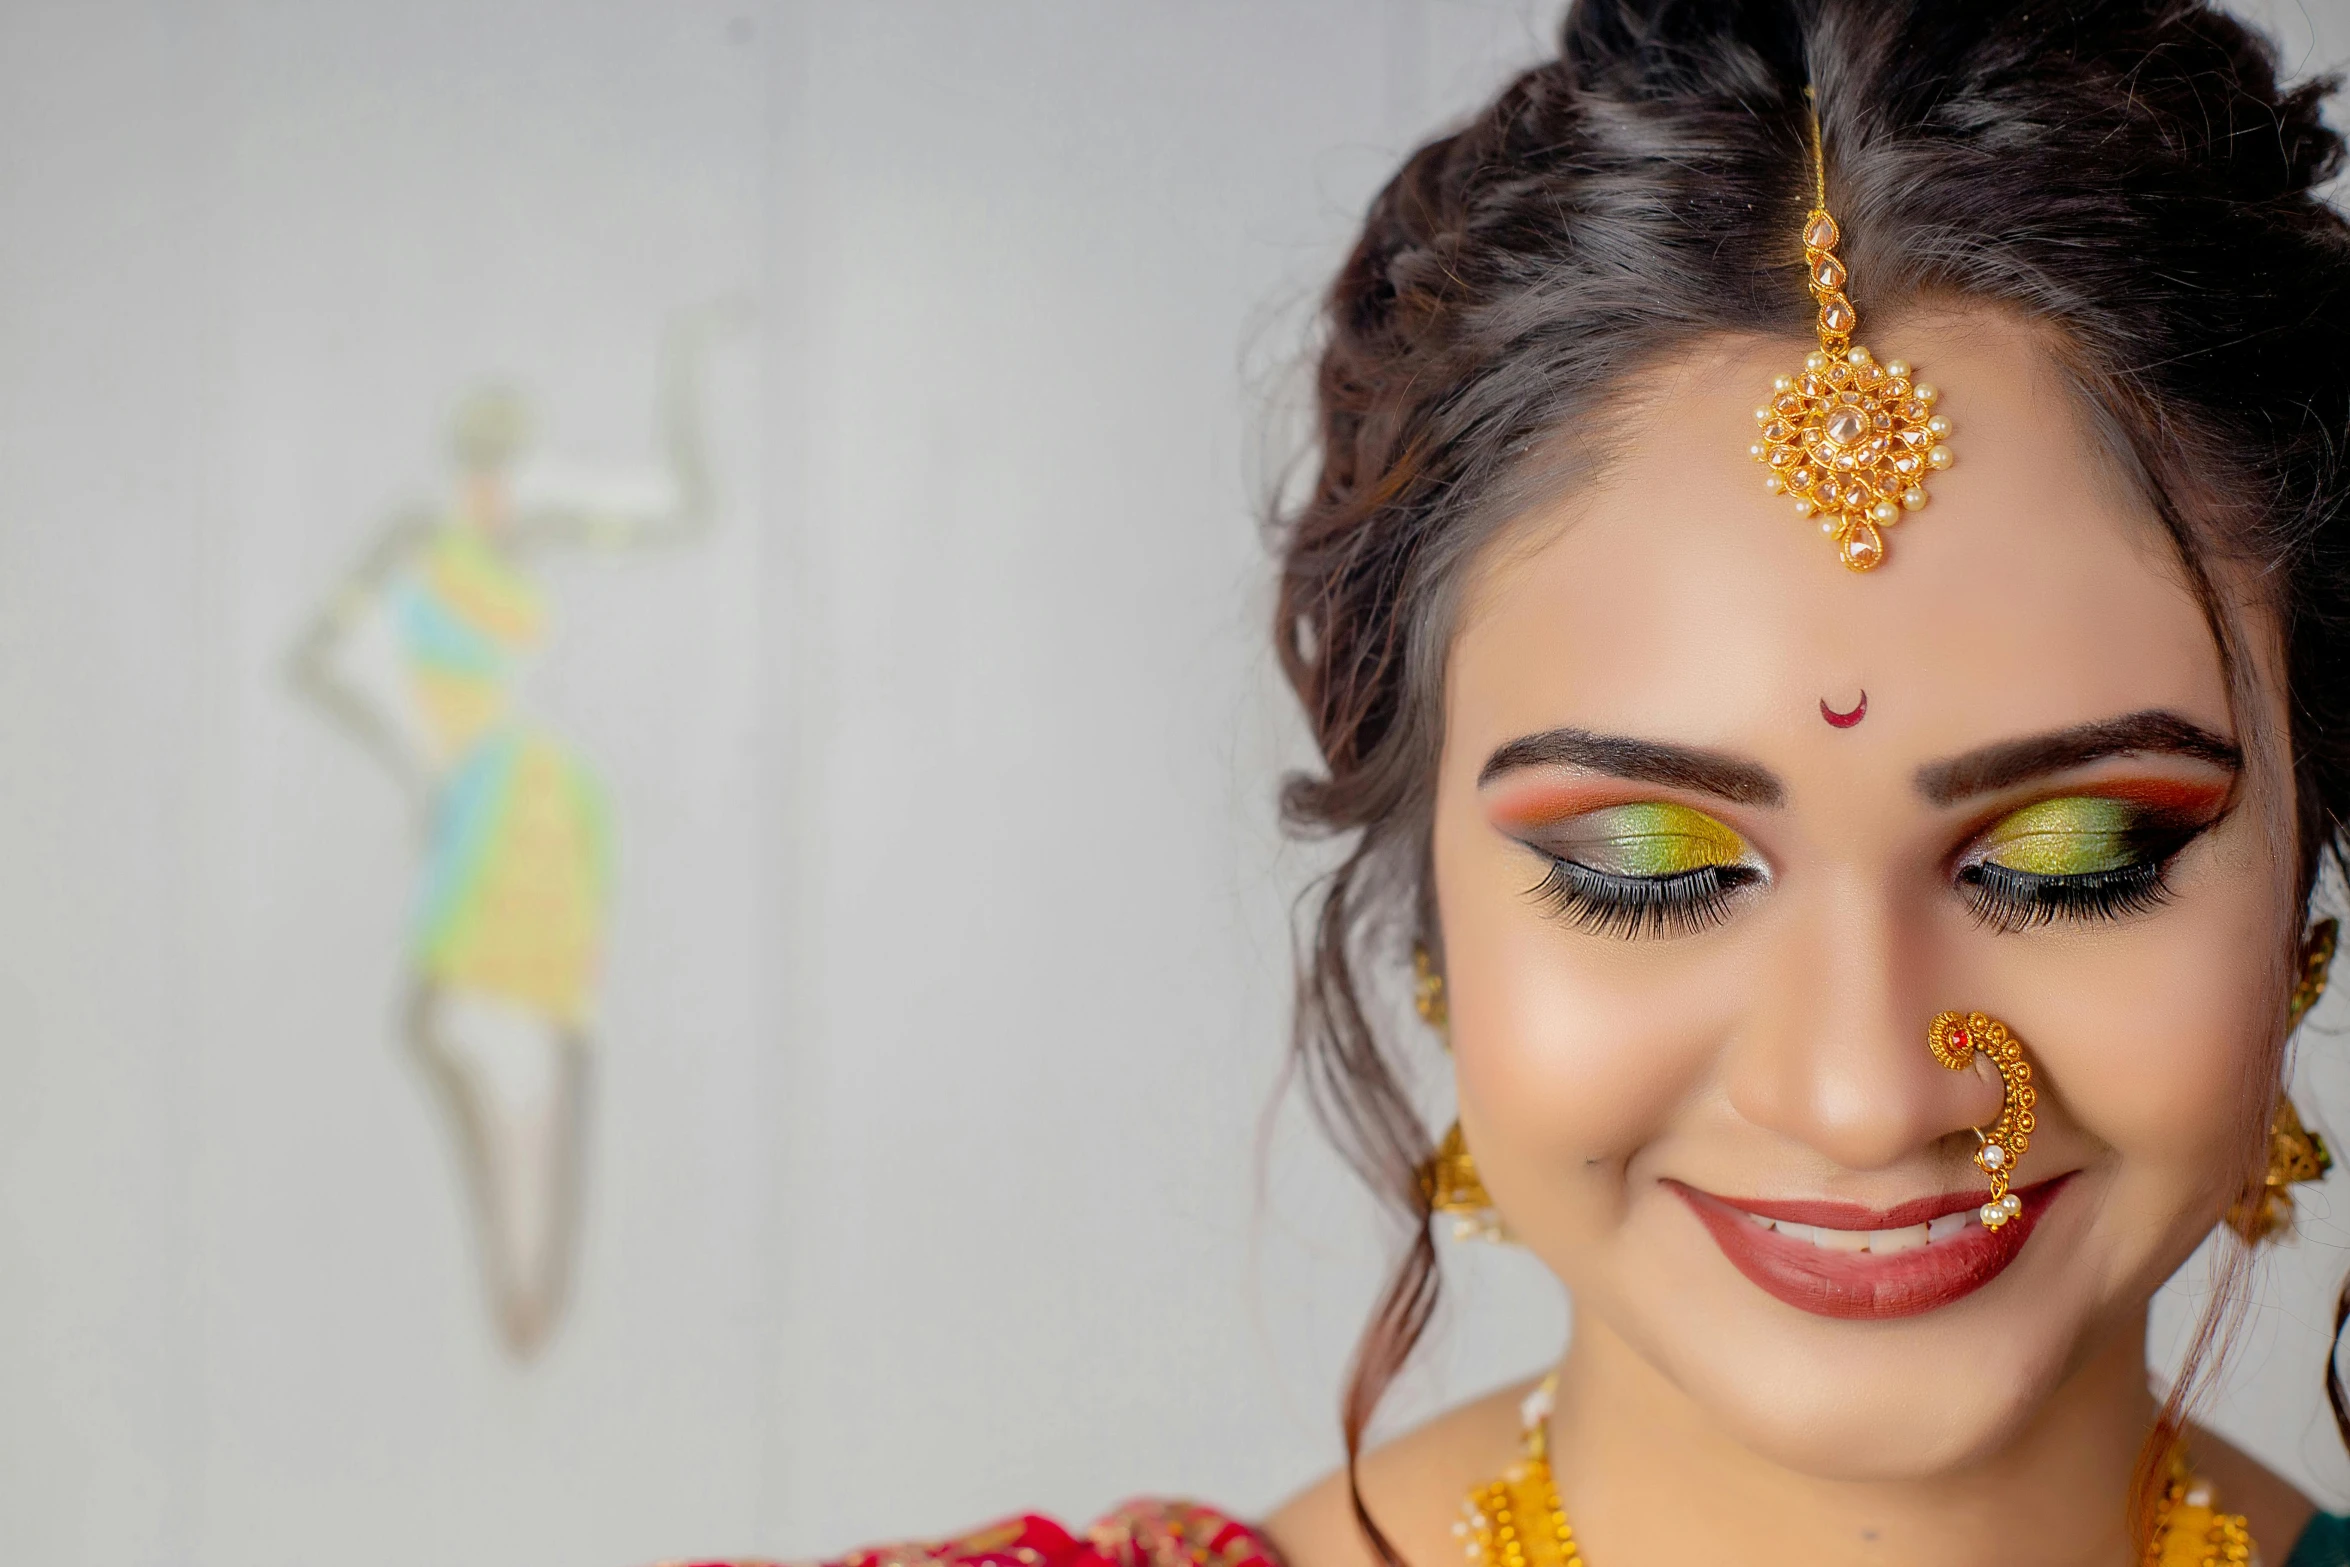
[1270,0,2350,1558]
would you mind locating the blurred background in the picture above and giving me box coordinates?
[6,3,2350,1564]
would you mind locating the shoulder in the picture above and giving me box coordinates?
[1263,1379,1542,1567]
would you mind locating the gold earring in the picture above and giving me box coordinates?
[1927,1011,2037,1229]
[1412,949,1512,1242]
[1421,1121,1511,1243]
[2228,919,2338,1244]
[1413,944,1449,1031]
[2231,1098,2332,1245]
[2291,917,2337,1029]
[1749,90,1952,572]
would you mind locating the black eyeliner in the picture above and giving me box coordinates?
[1953,809,2212,933]
[1526,857,1762,940]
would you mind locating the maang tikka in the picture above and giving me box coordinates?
[1750,93,1953,572]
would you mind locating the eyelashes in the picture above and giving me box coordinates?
[1527,857,1764,940]
[1955,858,2175,933]
[1953,805,2208,933]
[1508,794,2221,943]
[1511,801,1763,939]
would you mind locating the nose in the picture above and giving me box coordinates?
[1721,877,2003,1172]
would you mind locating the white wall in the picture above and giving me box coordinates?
[2,4,2347,1565]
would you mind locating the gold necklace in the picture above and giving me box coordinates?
[1455,1377,2254,1567]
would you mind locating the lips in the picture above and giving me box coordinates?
[1669,1174,2072,1320]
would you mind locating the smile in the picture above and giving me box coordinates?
[1668,1174,2073,1320]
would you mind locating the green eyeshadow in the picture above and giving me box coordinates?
[1978,796,2145,877]
[1549,802,1750,877]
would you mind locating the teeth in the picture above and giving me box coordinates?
[1743,1207,1988,1251]
[1866,1223,1929,1254]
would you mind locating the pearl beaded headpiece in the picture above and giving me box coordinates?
[1749,96,1954,572]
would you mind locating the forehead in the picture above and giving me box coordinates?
[1447,314,2233,779]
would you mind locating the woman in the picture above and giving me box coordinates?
[685,1,2350,1561]
[290,305,734,1354]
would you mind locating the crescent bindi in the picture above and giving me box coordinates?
[1821,691,1867,729]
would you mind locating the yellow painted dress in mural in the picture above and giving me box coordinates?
[400,528,610,1032]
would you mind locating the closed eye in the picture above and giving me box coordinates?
[1511,801,1766,940]
[1953,793,2217,933]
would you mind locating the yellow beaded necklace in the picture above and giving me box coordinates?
[1455,1379,1580,1567]
[1456,1377,2253,1567]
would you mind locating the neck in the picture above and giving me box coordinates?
[1547,1312,2158,1567]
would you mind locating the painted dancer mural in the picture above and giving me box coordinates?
[290,304,742,1355]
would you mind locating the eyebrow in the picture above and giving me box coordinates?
[1912,710,2242,806]
[1478,727,1785,807]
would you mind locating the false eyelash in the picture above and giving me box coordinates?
[1527,857,1763,940]
[1956,858,2175,934]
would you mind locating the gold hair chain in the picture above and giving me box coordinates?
[1750,99,1953,571]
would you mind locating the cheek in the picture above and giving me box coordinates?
[2016,873,2285,1205]
[1434,809,1736,1214]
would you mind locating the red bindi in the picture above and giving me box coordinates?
[1821,691,1867,729]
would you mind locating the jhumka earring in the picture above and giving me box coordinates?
[1413,943,1448,1031]
[1750,92,1953,572]
[1927,1011,2038,1230]
[2229,918,2338,1244]
[1424,1123,1510,1244]
[1412,945,1512,1243]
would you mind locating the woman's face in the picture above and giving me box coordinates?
[1432,312,2301,1477]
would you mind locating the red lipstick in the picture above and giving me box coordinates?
[1669,1175,2071,1320]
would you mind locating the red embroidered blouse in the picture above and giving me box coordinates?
[667,1499,1281,1567]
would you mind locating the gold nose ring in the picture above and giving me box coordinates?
[1928,1011,2038,1230]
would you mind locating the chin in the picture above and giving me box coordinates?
[1678,1326,2090,1480]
